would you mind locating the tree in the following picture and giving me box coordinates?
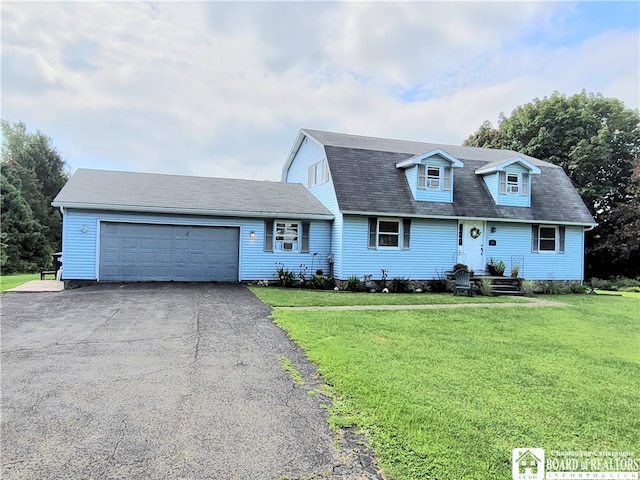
[0,171,52,273]
[1,120,69,257]
[464,91,640,279]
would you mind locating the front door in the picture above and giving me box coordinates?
[457,221,485,272]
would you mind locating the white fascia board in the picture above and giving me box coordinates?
[395,148,464,169]
[475,157,542,175]
[52,202,334,221]
[280,129,326,182]
[340,210,596,227]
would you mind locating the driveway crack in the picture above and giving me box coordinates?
[109,418,127,461]
[189,309,202,367]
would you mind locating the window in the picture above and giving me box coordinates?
[532,225,565,253]
[500,171,530,196]
[427,166,440,189]
[264,220,309,252]
[307,160,329,187]
[368,218,411,249]
[418,164,452,191]
[275,221,299,251]
[507,173,519,194]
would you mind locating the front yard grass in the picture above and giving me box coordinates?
[266,292,640,480]
[0,273,39,292]
[249,286,527,307]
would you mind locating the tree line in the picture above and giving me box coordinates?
[1,91,638,278]
[1,120,69,273]
[464,91,639,279]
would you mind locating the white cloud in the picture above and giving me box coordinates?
[1,1,637,182]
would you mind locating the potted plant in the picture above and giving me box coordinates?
[511,265,520,278]
[487,258,506,276]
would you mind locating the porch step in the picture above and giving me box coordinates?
[491,277,523,296]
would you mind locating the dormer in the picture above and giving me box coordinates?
[475,157,541,207]
[396,149,464,203]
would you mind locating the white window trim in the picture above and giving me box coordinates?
[426,165,441,190]
[274,220,300,252]
[376,217,402,249]
[308,160,329,187]
[506,172,520,195]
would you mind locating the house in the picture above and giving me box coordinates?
[281,129,595,281]
[52,129,595,285]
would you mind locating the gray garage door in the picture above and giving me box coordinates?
[99,223,239,282]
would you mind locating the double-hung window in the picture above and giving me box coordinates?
[368,217,411,250]
[275,221,299,251]
[417,164,452,191]
[500,171,530,196]
[264,220,310,252]
[506,173,519,194]
[532,225,565,253]
[307,160,329,187]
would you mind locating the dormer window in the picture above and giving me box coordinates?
[507,173,519,194]
[418,165,451,191]
[499,171,529,196]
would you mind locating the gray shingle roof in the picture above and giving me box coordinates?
[304,129,595,225]
[53,169,334,219]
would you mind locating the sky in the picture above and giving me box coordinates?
[1,1,638,182]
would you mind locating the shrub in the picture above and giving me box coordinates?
[452,263,468,272]
[275,263,295,288]
[480,277,493,296]
[307,274,324,290]
[315,269,324,276]
[427,279,448,293]
[521,280,536,297]
[568,282,588,294]
[344,275,366,292]
[390,277,410,293]
[543,281,563,294]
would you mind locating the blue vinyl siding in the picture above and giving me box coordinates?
[484,222,584,280]
[340,215,457,280]
[482,173,499,203]
[284,135,343,278]
[61,209,331,281]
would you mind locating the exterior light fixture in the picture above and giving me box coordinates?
[491,227,497,233]
[80,226,88,233]
[249,231,256,239]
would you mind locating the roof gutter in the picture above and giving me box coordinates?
[52,202,335,221]
[340,210,597,228]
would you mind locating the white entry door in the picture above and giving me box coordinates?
[457,221,485,272]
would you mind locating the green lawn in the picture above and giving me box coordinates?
[0,273,39,292]
[264,291,640,480]
[249,286,527,307]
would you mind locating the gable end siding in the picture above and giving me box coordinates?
[283,134,342,278]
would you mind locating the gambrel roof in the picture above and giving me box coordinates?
[53,169,334,220]
[294,129,595,226]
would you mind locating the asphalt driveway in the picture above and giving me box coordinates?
[1,283,373,479]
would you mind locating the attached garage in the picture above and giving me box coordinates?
[52,169,334,284]
[99,222,239,282]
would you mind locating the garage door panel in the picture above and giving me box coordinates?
[100,223,239,281]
